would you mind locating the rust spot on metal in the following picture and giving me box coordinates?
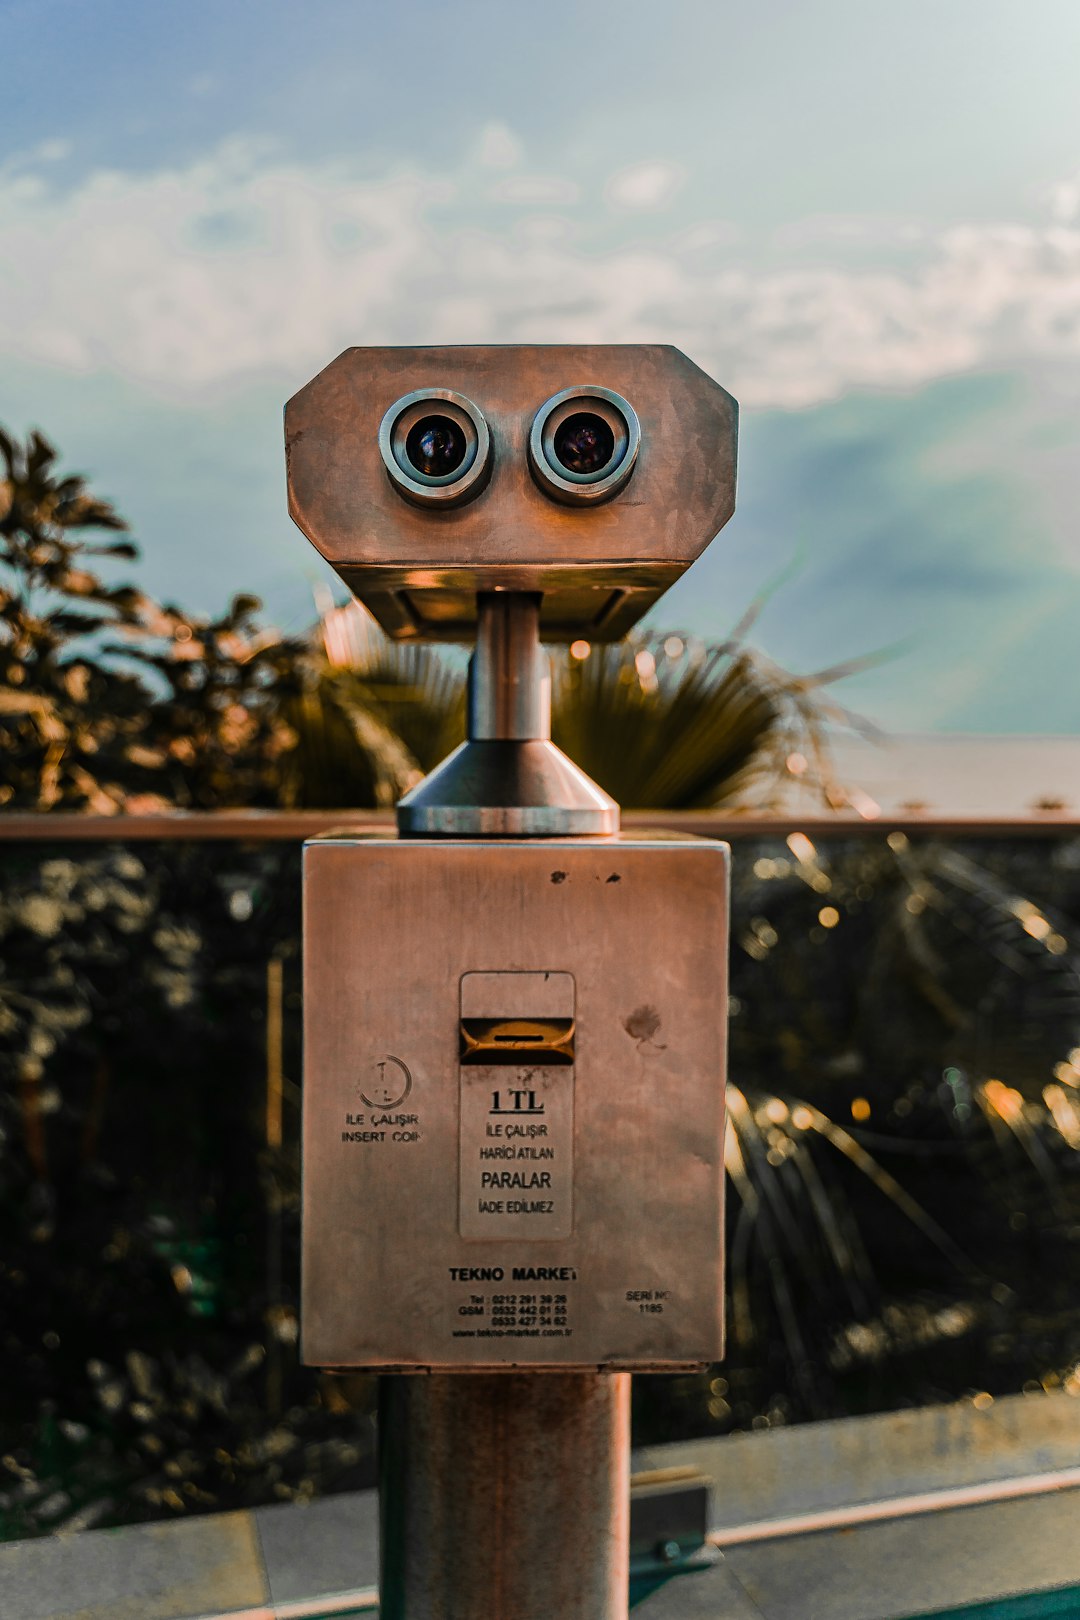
[550,870,568,884]
[284,427,304,475]
[606,873,621,884]
[623,1004,666,1051]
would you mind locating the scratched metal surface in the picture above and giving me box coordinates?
[285,344,737,642]
[301,836,728,1371]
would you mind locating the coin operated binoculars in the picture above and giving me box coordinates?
[287,345,737,1619]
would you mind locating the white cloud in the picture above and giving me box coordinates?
[187,72,220,100]
[473,122,523,171]
[490,175,581,206]
[605,160,684,210]
[1,136,71,176]
[34,138,71,165]
[3,137,1080,411]
[1048,171,1080,224]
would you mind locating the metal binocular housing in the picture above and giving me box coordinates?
[286,344,739,838]
[285,343,738,646]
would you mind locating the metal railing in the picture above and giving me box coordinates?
[0,807,1076,841]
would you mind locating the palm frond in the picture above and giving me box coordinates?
[308,601,858,812]
[551,630,853,810]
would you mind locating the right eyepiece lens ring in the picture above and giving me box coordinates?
[378,389,492,508]
[529,386,640,506]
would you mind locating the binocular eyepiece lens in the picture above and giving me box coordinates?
[552,413,616,477]
[379,390,492,508]
[529,387,641,507]
[406,415,468,479]
[380,384,638,510]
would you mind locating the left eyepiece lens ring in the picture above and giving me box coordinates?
[378,390,492,508]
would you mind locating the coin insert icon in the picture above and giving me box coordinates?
[361,1055,412,1109]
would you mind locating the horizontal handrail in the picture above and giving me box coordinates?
[708,1463,1080,1548]
[0,808,1075,842]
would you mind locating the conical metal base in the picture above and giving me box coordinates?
[396,740,619,837]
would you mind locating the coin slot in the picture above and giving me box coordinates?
[460,1015,575,1066]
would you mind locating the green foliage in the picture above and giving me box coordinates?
[280,637,466,809]
[0,842,377,1537]
[286,605,857,813]
[3,834,1080,1538]
[646,832,1080,1434]
[0,428,428,814]
[0,428,149,811]
[550,630,845,809]
[110,593,309,812]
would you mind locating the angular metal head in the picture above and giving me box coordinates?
[285,344,737,643]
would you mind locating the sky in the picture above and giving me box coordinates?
[3,0,1080,731]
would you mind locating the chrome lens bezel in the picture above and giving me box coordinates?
[378,389,492,507]
[528,386,640,506]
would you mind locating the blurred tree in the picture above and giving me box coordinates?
[114,593,306,813]
[0,428,149,811]
[550,628,851,810]
[0,429,412,814]
[296,599,860,812]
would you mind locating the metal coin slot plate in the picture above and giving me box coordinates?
[301,836,728,1371]
[459,1017,575,1066]
[459,972,575,1242]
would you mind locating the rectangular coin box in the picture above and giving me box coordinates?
[301,836,728,1371]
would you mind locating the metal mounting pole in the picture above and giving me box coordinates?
[379,1372,631,1620]
[396,593,618,839]
[380,592,631,1620]
[467,591,552,742]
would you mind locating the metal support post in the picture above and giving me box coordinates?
[381,593,630,1619]
[380,1373,631,1620]
[396,593,618,838]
